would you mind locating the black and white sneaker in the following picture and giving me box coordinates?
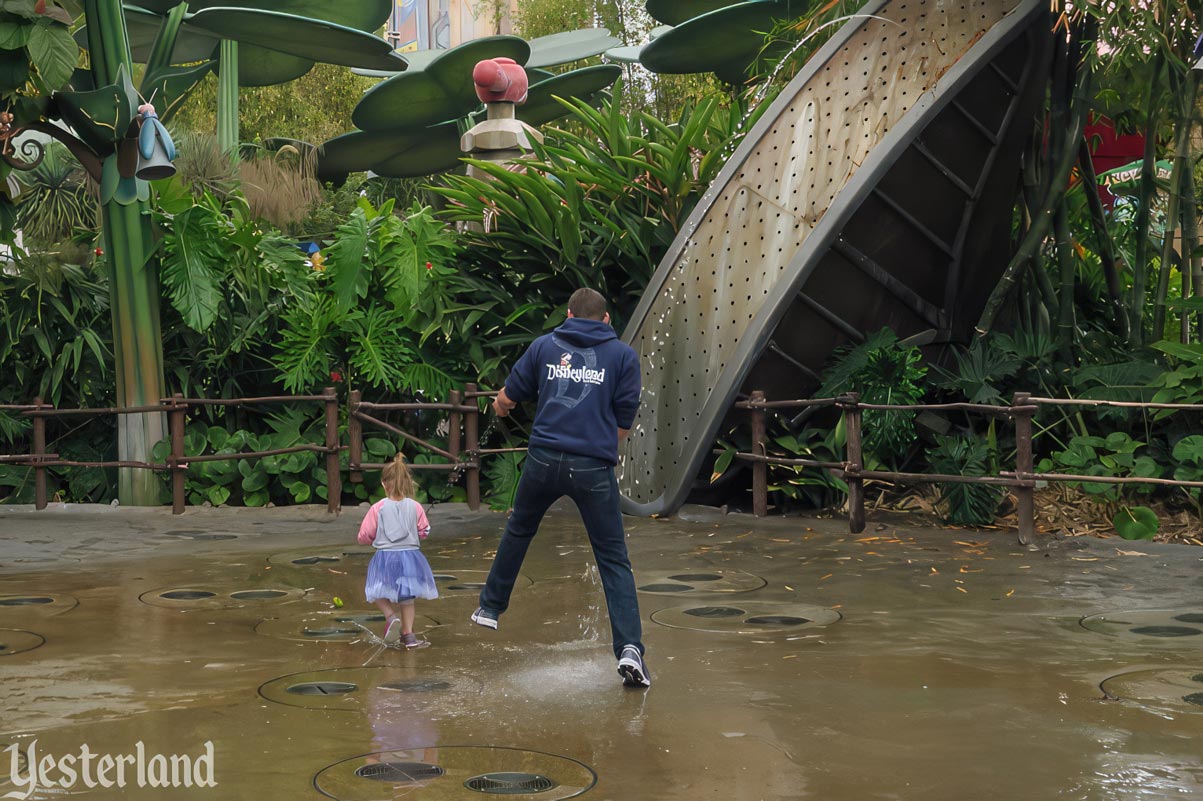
[617,645,651,688]
[470,607,499,630]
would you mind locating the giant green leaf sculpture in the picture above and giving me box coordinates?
[640,0,800,82]
[353,36,530,132]
[635,0,807,83]
[319,33,621,181]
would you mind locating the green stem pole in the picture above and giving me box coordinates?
[86,0,167,505]
[217,39,239,158]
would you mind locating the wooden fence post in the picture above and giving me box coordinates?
[448,388,462,473]
[348,389,363,485]
[1013,391,1035,545]
[169,393,187,514]
[32,397,46,510]
[324,386,341,514]
[465,383,480,511]
[841,392,866,534]
[750,390,768,517]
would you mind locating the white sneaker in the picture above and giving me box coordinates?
[617,645,651,688]
[383,617,401,644]
[471,607,499,630]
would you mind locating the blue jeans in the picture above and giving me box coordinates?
[479,446,644,658]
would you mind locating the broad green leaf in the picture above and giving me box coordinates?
[27,22,76,92]
[242,467,269,493]
[207,484,231,506]
[1114,506,1158,540]
[710,446,735,483]
[159,205,225,332]
[289,481,311,503]
[325,208,370,313]
[0,20,33,49]
[243,489,270,507]
[1150,339,1203,363]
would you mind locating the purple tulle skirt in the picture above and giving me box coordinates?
[364,548,439,602]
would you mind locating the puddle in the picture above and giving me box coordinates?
[314,746,595,800]
[256,610,439,643]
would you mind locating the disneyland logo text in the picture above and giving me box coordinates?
[4,740,217,799]
[545,364,606,384]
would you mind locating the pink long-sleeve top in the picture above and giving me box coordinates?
[357,497,430,550]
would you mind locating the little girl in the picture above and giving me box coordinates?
[357,454,439,649]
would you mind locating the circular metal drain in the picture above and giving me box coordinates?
[261,667,480,712]
[0,594,77,618]
[379,680,453,693]
[315,746,595,801]
[1081,610,1203,643]
[431,570,532,597]
[230,590,289,600]
[162,530,238,541]
[683,606,745,618]
[0,629,46,656]
[288,682,359,696]
[1101,668,1203,716]
[139,586,304,610]
[161,590,217,600]
[465,772,557,794]
[356,762,445,782]
[636,569,766,595]
[652,601,840,634]
[256,610,438,644]
[267,547,374,567]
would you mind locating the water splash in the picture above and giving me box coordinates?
[578,564,604,642]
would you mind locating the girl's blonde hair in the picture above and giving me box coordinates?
[381,453,415,500]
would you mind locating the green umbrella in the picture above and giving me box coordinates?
[1097,159,1174,193]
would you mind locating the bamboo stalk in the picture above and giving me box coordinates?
[1129,52,1165,342]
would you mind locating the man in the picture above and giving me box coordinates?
[471,287,650,688]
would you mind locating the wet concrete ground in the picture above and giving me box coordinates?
[1,502,1202,800]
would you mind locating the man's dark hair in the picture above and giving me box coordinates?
[567,288,607,320]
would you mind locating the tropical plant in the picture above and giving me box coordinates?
[926,433,1003,526]
[14,141,96,245]
[435,93,746,331]
[817,328,926,468]
[274,198,466,397]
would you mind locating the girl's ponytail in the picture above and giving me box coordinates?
[381,452,416,500]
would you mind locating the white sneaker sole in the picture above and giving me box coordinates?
[618,658,650,688]
[383,620,401,644]
[470,611,498,630]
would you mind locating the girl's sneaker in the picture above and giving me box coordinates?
[402,633,429,650]
[383,617,401,644]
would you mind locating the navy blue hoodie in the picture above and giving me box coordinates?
[503,317,641,465]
